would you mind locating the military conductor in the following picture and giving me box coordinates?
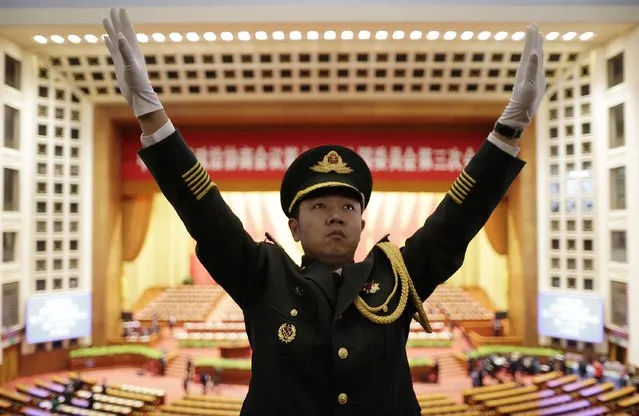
[103,8,546,416]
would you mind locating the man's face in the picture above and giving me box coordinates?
[288,191,365,269]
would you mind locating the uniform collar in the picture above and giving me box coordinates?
[301,255,346,274]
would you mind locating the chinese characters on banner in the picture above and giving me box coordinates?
[121,126,486,182]
[135,144,476,176]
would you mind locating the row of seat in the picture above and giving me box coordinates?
[460,371,638,415]
[424,286,495,321]
[157,393,482,416]
[135,286,227,322]
[0,373,168,416]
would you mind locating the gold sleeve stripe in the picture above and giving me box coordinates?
[460,170,476,185]
[451,180,469,197]
[195,182,214,200]
[449,185,465,202]
[183,163,205,184]
[182,162,216,200]
[447,169,476,205]
[454,176,471,193]
[447,190,463,205]
[182,162,201,179]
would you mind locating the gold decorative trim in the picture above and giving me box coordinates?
[182,162,216,200]
[310,150,353,174]
[288,181,365,214]
[353,241,432,333]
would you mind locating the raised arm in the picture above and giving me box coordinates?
[401,25,547,301]
[103,8,266,308]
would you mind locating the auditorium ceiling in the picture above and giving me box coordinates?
[0,5,636,103]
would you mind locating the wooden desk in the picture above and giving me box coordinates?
[471,385,538,405]
[532,372,561,387]
[463,382,518,403]
[516,399,590,416]
[616,393,639,410]
[597,386,636,404]
[546,375,578,390]
[562,378,596,394]
[497,393,572,415]
[567,406,611,416]
[578,382,614,398]
[485,389,555,409]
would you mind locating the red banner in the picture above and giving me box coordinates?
[121,126,487,182]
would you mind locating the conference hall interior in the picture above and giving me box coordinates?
[0,1,637,415]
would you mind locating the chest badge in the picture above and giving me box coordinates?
[277,323,297,343]
[361,281,380,294]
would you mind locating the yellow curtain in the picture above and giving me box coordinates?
[121,193,193,309]
[484,200,508,255]
[121,191,509,311]
[121,195,154,262]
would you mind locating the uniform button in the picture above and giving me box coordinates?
[290,309,298,317]
[338,393,348,405]
[338,347,348,359]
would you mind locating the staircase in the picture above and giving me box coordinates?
[436,354,468,379]
[165,354,189,378]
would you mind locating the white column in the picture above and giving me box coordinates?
[622,27,639,367]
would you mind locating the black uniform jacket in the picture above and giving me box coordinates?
[138,130,525,416]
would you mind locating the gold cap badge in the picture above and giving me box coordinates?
[277,323,297,343]
[310,150,353,174]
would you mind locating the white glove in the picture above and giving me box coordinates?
[102,8,163,118]
[498,25,547,130]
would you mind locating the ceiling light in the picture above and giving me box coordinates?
[392,30,405,40]
[477,31,491,41]
[460,31,474,40]
[306,31,319,40]
[169,32,182,42]
[562,32,577,41]
[375,30,388,40]
[136,33,149,43]
[33,35,48,44]
[494,31,508,41]
[289,31,302,40]
[238,31,251,41]
[324,31,336,40]
[426,31,440,40]
[443,31,457,40]
[84,34,98,43]
[152,33,166,42]
[511,31,525,41]
[409,30,422,40]
[186,32,199,42]
[579,32,595,41]
[545,32,559,41]
[68,34,81,44]
[341,30,354,40]
[254,31,267,40]
[358,30,371,40]
[50,35,64,44]
[220,31,233,41]
[272,31,285,40]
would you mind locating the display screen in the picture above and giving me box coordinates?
[26,292,91,344]
[538,291,604,343]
